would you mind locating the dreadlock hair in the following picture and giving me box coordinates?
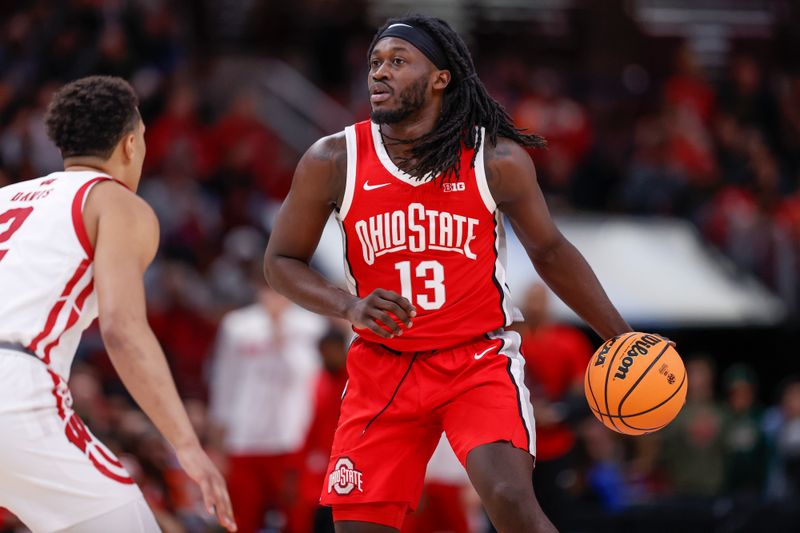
[368,14,547,183]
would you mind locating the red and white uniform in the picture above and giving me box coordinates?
[322,121,535,529]
[337,121,514,350]
[208,302,326,533]
[0,172,146,532]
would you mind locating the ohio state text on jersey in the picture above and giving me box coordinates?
[337,120,514,351]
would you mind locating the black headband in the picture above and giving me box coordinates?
[373,23,449,70]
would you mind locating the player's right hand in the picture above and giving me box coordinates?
[346,288,416,338]
[176,444,237,531]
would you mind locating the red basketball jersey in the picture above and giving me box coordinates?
[337,120,514,351]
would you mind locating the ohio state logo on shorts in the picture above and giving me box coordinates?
[327,457,364,495]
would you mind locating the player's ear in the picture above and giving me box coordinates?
[432,69,451,91]
[121,132,137,163]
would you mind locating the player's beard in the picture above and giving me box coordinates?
[371,75,428,125]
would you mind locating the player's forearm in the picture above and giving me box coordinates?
[101,321,201,451]
[264,254,358,319]
[531,238,630,340]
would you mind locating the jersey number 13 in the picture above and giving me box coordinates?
[394,260,445,310]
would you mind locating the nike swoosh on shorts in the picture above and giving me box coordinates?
[473,346,494,360]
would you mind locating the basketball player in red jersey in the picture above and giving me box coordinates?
[0,76,235,532]
[265,15,631,532]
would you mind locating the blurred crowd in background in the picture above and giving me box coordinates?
[1,1,799,532]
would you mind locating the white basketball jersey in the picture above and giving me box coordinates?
[0,171,117,380]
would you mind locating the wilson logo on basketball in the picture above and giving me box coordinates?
[613,334,662,380]
[328,457,364,495]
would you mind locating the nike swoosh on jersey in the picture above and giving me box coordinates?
[363,181,391,191]
[473,346,495,360]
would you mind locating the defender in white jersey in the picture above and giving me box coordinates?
[0,76,236,532]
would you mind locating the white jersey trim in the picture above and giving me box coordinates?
[336,217,358,295]
[493,211,514,325]
[370,121,431,186]
[474,127,497,213]
[487,328,536,458]
[338,126,358,221]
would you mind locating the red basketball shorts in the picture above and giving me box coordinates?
[320,328,536,528]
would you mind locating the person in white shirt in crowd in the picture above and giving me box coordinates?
[209,265,327,533]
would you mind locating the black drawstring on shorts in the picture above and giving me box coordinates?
[362,351,419,435]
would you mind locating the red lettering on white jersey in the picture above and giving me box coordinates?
[0,172,124,380]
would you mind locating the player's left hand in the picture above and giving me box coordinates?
[176,444,237,531]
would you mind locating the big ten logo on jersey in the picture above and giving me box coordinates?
[328,457,364,495]
[353,202,480,265]
[442,182,465,192]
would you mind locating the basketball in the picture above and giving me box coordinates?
[584,332,687,436]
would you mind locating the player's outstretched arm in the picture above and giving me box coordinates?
[264,135,415,338]
[86,182,237,532]
[486,139,631,340]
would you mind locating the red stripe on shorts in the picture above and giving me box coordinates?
[88,451,134,484]
[94,444,125,469]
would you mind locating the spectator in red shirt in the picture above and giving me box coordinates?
[512,69,593,199]
[144,81,212,177]
[664,42,716,125]
[518,283,593,523]
[208,89,294,200]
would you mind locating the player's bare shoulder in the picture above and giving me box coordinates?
[483,136,538,206]
[83,180,159,252]
[86,180,156,225]
[295,131,348,209]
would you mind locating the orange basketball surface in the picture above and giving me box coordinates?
[584,332,687,436]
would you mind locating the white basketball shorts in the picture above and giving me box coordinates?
[0,350,152,532]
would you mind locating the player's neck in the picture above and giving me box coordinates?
[379,107,441,163]
[379,117,435,143]
[379,102,440,142]
[64,156,114,176]
[63,156,133,190]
